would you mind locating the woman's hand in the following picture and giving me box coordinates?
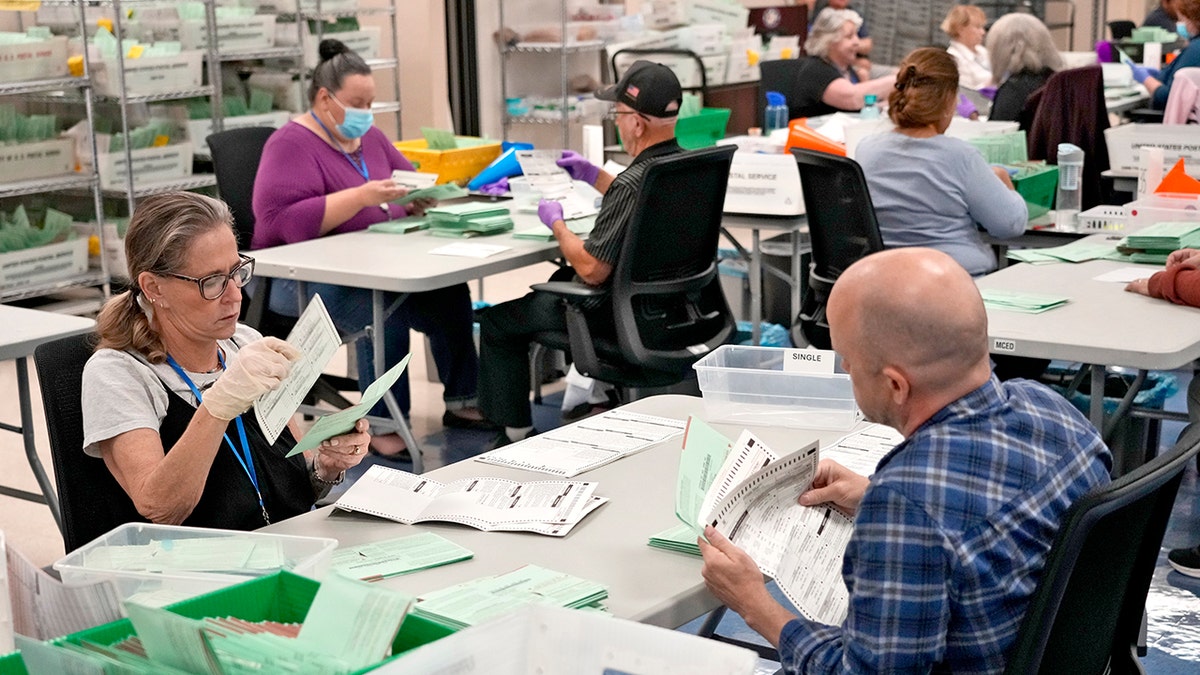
[357,180,405,209]
[314,418,370,479]
[407,197,438,217]
[203,337,301,420]
[1125,278,1151,296]
[991,165,1016,190]
[1167,248,1200,269]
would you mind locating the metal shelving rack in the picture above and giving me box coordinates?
[0,0,111,305]
[498,1,606,148]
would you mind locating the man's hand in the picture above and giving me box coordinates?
[556,151,601,185]
[798,459,870,516]
[537,198,564,230]
[699,526,773,617]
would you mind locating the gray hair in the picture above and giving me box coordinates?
[985,13,1063,84]
[805,8,863,59]
[308,38,372,105]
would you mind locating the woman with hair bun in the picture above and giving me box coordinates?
[856,47,1027,276]
[253,40,492,459]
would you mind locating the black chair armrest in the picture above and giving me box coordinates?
[532,281,610,303]
[1126,107,1164,124]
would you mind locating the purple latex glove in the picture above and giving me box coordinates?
[956,95,977,118]
[1096,40,1116,63]
[537,198,564,230]
[978,85,997,101]
[478,176,510,196]
[1130,63,1160,84]
[556,150,600,185]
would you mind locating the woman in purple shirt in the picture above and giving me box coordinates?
[252,40,492,458]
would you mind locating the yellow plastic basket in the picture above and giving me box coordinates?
[394,137,502,185]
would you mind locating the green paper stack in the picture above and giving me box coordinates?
[426,202,513,237]
[412,564,608,629]
[980,288,1070,314]
[1117,221,1200,264]
[512,218,594,240]
[647,523,702,556]
[0,205,74,254]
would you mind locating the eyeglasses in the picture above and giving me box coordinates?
[162,255,255,300]
[605,109,646,122]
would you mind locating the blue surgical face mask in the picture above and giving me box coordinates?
[330,92,373,139]
[1179,21,1191,40]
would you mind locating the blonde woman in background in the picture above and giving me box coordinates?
[942,5,993,90]
[985,13,1064,121]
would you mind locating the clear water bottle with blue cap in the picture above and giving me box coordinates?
[764,91,788,135]
[860,94,880,119]
[1055,143,1084,231]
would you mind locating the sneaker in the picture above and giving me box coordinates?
[1167,545,1200,578]
[442,409,501,431]
[493,428,538,449]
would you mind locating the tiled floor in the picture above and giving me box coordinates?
[2,248,1198,670]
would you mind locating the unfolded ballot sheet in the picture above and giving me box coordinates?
[514,149,600,220]
[820,423,903,477]
[334,465,602,536]
[475,409,687,477]
[254,294,340,444]
[5,538,124,642]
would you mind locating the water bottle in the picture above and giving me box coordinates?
[860,93,881,120]
[1055,143,1084,231]
[764,91,788,135]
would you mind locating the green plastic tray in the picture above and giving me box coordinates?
[676,107,731,150]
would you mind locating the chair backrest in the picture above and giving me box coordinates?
[608,144,737,373]
[1002,426,1200,674]
[34,333,144,553]
[1022,65,1111,209]
[759,59,801,125]
[1109,20,1136,40]
[1164,67,1200,124]
[206,126,277,249]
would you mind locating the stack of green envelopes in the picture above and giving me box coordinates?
[512,218,595,240]
[426,202,513,237]
[647,523,701,556]
[1119,221,1200,265]
[412,564,608,629]
[979,289,1070,314]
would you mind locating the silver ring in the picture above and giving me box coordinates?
[353,445,361,455]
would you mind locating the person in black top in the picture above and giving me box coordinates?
[82,192,368,530]
[985,13,1064,122]
[477,61,684,446]
[782,9,895,119]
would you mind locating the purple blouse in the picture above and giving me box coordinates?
[251,121,416,249]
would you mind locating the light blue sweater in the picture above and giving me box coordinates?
[856,132,1028,275]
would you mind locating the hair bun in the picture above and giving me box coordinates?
[318,39,349,63]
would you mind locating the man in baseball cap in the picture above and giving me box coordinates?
[478,60,686,445]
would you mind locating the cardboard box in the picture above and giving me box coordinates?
[689,0,751,32]
[188,111,292,155]
[1105,123,1200,174]
[92,50,204,97]
[644,0,689,29]
[0,35,69,83]
[91,142,194,191]
[680,24,728,56]
[0,138,74,183]
[0,238,88,291]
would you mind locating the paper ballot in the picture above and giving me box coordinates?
[255,294,340,444]
[514,149,600,220]
[297,572,413,669]
[287,353,412,455]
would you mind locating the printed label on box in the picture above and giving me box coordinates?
[783,349,836,374]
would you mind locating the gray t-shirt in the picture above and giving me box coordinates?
[856,132,1027,276]
[81,324,263,458]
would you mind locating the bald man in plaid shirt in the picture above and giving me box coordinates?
[700,248,1111,674]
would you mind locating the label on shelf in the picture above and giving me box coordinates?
[0,139,75,184]
[0,238,89,291]
[0,36,69,84]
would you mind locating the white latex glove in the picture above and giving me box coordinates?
[202,336,301,420]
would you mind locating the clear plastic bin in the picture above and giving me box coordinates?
[693,345,861,429]
[53,523,337,607]
[1124,193,1200,231]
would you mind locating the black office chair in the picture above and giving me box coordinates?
[207,127,356,409]
[35,334,145,552]
[530,145,737,398]
[789,148,884,349]
[1002,426,1200,674]
[1109,20,1136,40]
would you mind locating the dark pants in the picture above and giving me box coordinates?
[269,279,479,417]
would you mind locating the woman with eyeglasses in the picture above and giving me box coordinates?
[82,192,368,529]
[252,39,492,460]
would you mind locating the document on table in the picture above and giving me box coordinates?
[820,423,903,477]
[428,242,511,258]
[5,539,125,641]
[253,294,340,444]
[287,353,411,455]
[334,464,601,535]
[979,288,1070,313]
[297,572,413,669]
[412,565,607,629]
[1006,240,1118,264]
[475,409,687,477]
[1093,266,1157,283]
[708,443,853,625]
[331,532,473,581]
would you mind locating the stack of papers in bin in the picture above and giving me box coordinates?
[413,565,608,629]
[980,289,1070,313]
[426,202,513,237]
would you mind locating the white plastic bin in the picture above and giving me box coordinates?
[1124,193,1200,230]
[1105,123,1200,173]
[54,523,337,607]
[693,345,861,429]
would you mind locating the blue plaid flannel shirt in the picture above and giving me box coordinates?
[781,376,1111,674]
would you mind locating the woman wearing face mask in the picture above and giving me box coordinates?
[252,40,493,459]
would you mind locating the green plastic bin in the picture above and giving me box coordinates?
[1012,163,1059,219]
[676,107,731,149]
[0,652,27,675]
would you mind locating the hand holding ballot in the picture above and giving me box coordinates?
[556,150,601,185]
[797,459,870,516]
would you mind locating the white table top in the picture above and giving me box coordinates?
[261,394,859,628]
[249,202,565,293]
[978,257,1200,370]
[0,305,95,361]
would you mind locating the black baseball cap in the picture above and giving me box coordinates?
[595,60,682,118]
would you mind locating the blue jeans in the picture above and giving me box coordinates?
[268,279,479,417]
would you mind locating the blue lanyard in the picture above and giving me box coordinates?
[311,111,369,180]
[166,351,269,525]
